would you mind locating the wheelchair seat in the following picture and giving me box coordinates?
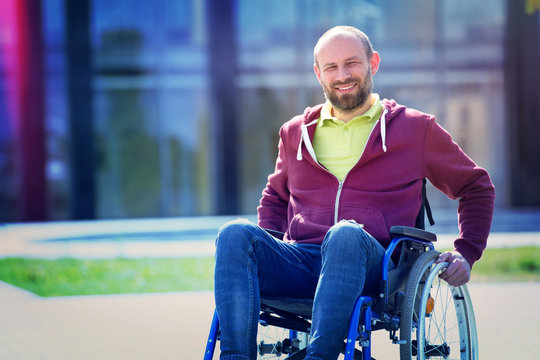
[261,296,313,319]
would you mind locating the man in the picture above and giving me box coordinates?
[214,26,495,359]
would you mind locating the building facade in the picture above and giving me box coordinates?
[0,0,538,221]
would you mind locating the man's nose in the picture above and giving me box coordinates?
[336,66,351,81]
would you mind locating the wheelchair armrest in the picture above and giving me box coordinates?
[389,226,437,243]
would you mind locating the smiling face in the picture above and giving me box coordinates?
[314,31,380,120]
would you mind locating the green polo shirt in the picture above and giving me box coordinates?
[313,94,383,181]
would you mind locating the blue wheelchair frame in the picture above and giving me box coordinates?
[204,225,438,360]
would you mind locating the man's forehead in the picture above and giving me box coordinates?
[317,33,367,60]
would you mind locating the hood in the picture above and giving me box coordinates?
[296,98,406,162]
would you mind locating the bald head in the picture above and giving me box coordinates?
[313,26,374,67]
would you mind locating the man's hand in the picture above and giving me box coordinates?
[435,251,471,287]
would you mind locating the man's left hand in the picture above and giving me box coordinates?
[435,251,471,287]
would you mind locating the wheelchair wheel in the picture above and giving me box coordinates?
[257,323,308,359]
[399,250,478,360]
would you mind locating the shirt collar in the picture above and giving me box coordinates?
[319,93,382,127]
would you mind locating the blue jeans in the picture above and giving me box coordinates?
[214,219,387,360]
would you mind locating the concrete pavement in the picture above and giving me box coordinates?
[2,281,540,359]
[0,215,242,259]
[1,210,539,259]
[0,281,215,360]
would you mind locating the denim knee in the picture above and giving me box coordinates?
[322,220,372,254]
[216,218,259,246]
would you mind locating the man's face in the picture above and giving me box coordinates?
[314,34,379,112]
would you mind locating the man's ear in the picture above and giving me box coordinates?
[370,51,381,76]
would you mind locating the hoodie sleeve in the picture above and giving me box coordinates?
[423,117,495,267]
[257,125,290,235]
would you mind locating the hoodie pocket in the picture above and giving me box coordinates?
[289,208,333,242]
[340,205,390,243]
[288,206,390,244]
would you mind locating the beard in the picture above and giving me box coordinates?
[322,71,373,113]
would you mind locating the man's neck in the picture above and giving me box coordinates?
[331,93,376,123]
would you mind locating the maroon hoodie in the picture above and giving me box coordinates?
[258,98,495,267]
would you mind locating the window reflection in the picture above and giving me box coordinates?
[92,0,209,218]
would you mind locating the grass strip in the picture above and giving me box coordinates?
[0,246,539,297]
[471,246,540,282]
[0,257,214,297]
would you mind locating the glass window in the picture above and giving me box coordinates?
[92,0,210,218]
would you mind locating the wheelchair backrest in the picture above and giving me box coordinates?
[386,178,435,310]
[386,239,431,309]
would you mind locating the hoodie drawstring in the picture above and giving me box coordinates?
[380,109,388,153]
[297,119,319,161]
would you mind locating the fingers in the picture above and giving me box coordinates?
[435,251,452,264]
[440,261,468,286]
[436,251,471,287]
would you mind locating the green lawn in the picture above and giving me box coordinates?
[0,257,214,297]
[0,246,539,297]
[470,246,540,282]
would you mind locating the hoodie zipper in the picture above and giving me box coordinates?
[308,158,345,225]
[334,180,344,224]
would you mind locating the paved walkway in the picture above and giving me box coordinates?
[0,215,241,259]
[2,231,539,259]
[2,282,540,359]
[1,209,539,259]
[0,281,215,360]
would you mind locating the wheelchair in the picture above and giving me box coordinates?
[204,199,478,359]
